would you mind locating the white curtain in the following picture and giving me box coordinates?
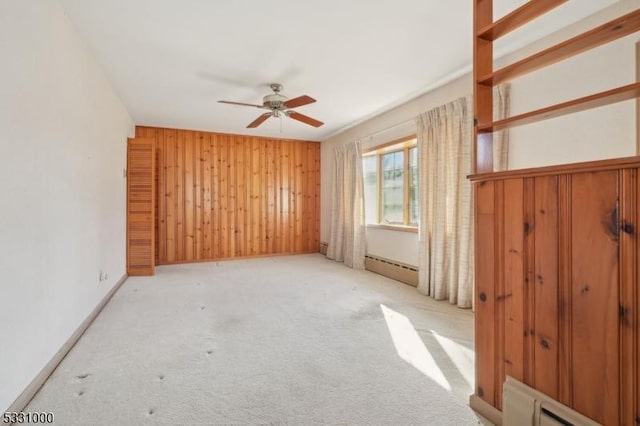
[416,85,510,308]
[327,140,366,269]
[417,97,474,307]
[493,84,511,171]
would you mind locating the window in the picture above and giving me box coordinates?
[363,137,418,228]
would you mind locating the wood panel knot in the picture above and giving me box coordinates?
[479,292,487,302]
[603,206,619,242]
[540,338,550,350]
[580,284,590,294]
[622,222,635,235]
[496,293,512,301]
[620,304,632,327]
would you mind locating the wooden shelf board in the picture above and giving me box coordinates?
[469,155,640,182]
[477,9,640,86]
[477,0,567,41]
[477,82,640,132]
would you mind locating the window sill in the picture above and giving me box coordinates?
[366,224,418,234]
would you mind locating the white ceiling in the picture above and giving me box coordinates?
[59,0,617,141]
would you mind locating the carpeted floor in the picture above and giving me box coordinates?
[26,254,484,425]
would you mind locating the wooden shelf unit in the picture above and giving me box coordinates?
[477,81,640,132]
[477,0,566,41]
[472,2,640,425]
[477,8,640,87]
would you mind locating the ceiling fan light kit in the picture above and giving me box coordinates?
[219,83,324,129]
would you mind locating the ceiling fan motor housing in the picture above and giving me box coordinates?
[263,93,288,109]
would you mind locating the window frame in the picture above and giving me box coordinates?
[363,135,418,230]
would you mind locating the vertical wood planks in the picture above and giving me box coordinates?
[570,171,619,425]
[533,175,560,399]
[475,180,497,407]
[620,169,637,426]
[184,131,194,261]
[494,179,505,410]
[557,174,573,407]
[164,129,176,263]
[266,139,275,254]
[502,178,525,384]
[202,133,212,260]
[194,132,203,260]
[219,134,228,259]
[136,126,320,264]
[636,168,640,426]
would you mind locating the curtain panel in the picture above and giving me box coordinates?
[417,96,474,307]
[493,84,511,171]
[326,140,366,269]
[416,85,510,308]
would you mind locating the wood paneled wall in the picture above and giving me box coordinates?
[471,157,640,425]
[135,126,320,265]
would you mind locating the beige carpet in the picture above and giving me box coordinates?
[26,254,483,425]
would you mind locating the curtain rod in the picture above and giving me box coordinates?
[362,118,416,141]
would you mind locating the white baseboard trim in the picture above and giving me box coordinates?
[6,274,128,413]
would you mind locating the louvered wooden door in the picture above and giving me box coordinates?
[127,138,155,275]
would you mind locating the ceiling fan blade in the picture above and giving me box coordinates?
[218,100,264,108]
[247,113,272,128]
[283,95,316,109]
[288,111,324,128]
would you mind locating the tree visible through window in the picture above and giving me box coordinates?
[363,137,418,227]
[381,150,404,224]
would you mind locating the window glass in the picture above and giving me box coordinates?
[363,155,378,224]
[361,138,418,228]
[408,146,419,226]
[381,150,404,224]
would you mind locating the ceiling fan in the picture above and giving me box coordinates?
[218,84,324,129]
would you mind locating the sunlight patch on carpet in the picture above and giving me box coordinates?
[380,304,450,391]
[430,329,474,392]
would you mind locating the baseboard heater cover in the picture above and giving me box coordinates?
[364,254,418,287]
[502,377,600,426]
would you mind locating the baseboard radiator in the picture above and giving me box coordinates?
[503,377,599,426]
[364,255,418,287]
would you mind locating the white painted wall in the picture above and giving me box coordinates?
[0,0,134,411]
[366,228,420,266]
[503,1,639,169]
[321,0,639,267]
